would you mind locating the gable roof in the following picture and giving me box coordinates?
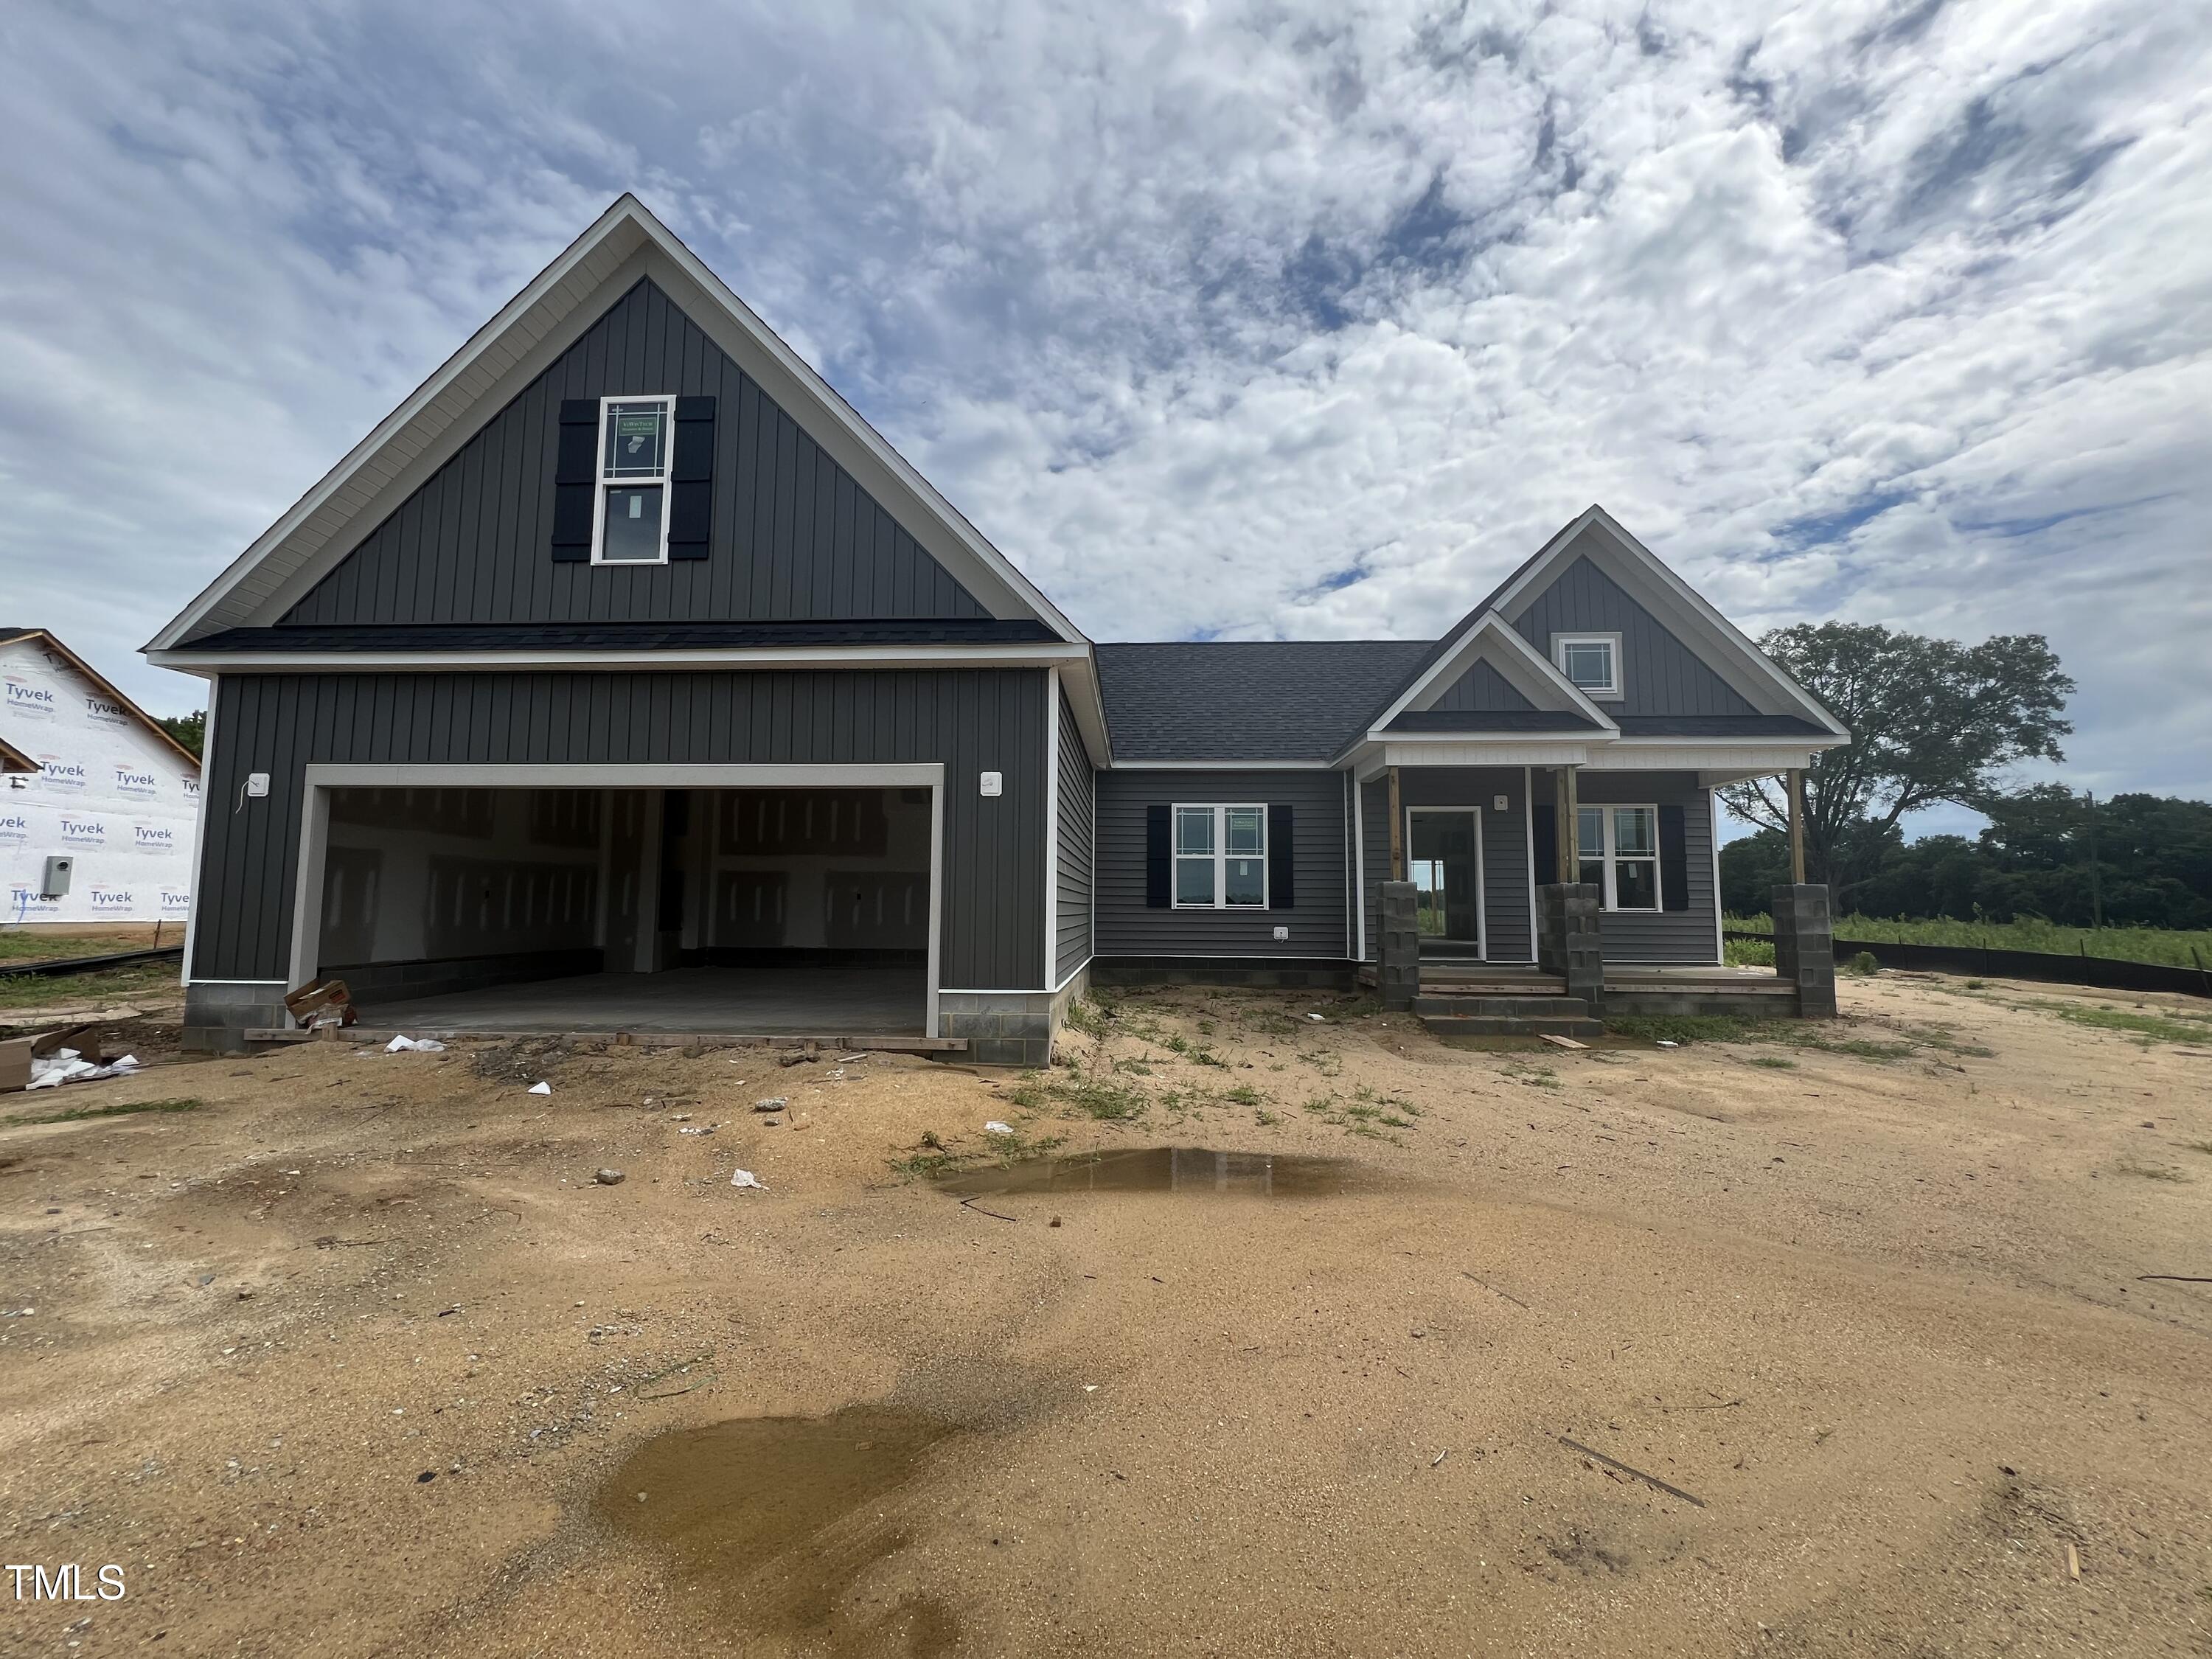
[1097,641,1431,762]
[1471,506,1846,734]
[1353,608,1618,753]
[147,195,1084,652]
[0,734,35,774]
[1,627,203,771]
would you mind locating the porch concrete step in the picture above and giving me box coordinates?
[1418,975,1569,995]
[1421,1014,1606,1040]
[1413,994,1593,1019]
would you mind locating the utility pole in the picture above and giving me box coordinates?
[2086,789,2102,931]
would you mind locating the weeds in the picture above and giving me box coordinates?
[1746,1055,1796,1070]
[2014,1000,2212,1046]
[1221,1085,1266,1107]
[1004,1073,1150,1122]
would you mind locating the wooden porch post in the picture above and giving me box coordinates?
[1554,765,1579,884]
[1787,768,1806,885]
[1386,765,1405,880]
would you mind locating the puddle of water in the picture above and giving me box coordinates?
[596,1405,958,1655]
[938,1146,1369,1199]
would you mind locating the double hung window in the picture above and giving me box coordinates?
[1174,804,1267,908]
[1577,804,1660,911]
[594,397,675,564]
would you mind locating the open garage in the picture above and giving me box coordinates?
[297,774,942,1039]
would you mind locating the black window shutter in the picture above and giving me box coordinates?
[1145,804,1171,908]
[1658,803,1690,912]
[1531,803,1557,886]
[668,395,716,560]
[1268,803,1295,908]
[551,399,598,561]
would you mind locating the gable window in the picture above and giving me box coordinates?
[1577,804,1660,911]
[1552,633,1622,700]
[1174,804,1267,908]
[594,396,675,564]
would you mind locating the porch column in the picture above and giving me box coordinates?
[1387,765,1405,880]
[1787,768,1807,884]
[1554,765,1579,883]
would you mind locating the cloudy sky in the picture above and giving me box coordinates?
[4,0,2208,824]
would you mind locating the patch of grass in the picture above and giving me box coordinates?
[1607,1013,1769,1046]
[1062,998,1109,1039]
[5,1095,201,1127]
[1723,935,1775,967]
[1112,1057,1155,1076]
[1746,1054,1796,1070]
[1379,1113,1413,1128]
[1186,1047,1228,1068]
[2016,1000,2212,1046]
[1896,1023,1996,1058]
[1004,1073,1150,1122]
[1727,912,2212,971]
[2114,1158,2189,1184]
[1844,950,1882,976]
[1298,1096,1335,1116]
[1221,1085,1266,1107]
[0,959,182,1012]
[1964,978,1987,990]
[0,930,172,966]
[1253,1109,1281,1127]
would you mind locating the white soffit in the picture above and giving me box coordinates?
[147,195,1085,650]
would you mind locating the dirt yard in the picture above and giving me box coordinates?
[3,973,2209,1657]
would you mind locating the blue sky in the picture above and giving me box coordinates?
[3,0,2207,834]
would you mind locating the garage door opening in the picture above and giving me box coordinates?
[306,782,935,1037]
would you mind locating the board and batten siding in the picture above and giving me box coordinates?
[1397,767,1537,962]
[1509,552,1755,718]
[282,278,988,628]
[1577,771,1719,963]
[1054,684,1094,983]
[1094,770,1347,959]
[190,668,1048,991]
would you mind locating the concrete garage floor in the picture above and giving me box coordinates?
[358,964,928,1037]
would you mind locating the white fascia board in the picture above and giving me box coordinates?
[1339,615,1616,769]
[148,194,1087,651]
[1488,507,1848,737]
[1054,651,1114,768]
[145,642,1092,676]
[1581,740,1843,772]
[1380,740,1599,768]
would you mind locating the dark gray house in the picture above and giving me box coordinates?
[147,198,1847,1060]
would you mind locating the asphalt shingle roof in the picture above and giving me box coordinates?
[1095,640,1433,762]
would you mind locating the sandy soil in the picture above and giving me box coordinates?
[3,973,2209,1657]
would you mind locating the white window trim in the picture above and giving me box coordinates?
[1171,801,1269,910]
[589,394,677,566]
[1552,632,1624,701]
[1578,800,1661,911]
[1404,803,1486,955]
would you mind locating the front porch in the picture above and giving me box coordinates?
[1360,956,1803,1034]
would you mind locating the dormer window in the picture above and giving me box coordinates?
[1553,633,1622,700]
[594,397,675,564]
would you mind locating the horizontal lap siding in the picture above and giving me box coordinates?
[1054,686,1093,982]
[1096,770,1346,958]
[283,279,987,627]
[1579,771,1718,962]
[1509,550,1755,717]
[190,669,1047,990]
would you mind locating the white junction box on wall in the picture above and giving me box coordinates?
[1,631,201,927]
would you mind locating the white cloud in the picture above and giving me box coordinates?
[0,0,2206,807]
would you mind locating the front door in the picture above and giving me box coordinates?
[1407,807,1481,950]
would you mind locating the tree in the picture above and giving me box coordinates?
[1717,624,2073,891]
[156,710,205,759]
